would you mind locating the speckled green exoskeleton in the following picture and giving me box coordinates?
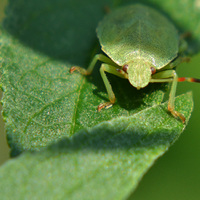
[70,4,200,123]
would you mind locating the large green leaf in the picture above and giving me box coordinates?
[0,26,167,154]
[0,93,193,200]
[0,0,167,155]
[1,0,199,154]
[0,0,199,199]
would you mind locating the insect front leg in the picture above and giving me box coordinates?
[98,63,128,111]
[70,54,117,75]
[150,70,185,123]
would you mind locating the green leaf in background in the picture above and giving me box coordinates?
[0,0,199,199]
[0,93,193,200]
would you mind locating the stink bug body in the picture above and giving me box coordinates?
[70,4,200,123]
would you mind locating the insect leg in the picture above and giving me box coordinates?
[178,77,200,83]
[70,54,117,75]
[179,32,192,53]
[161,56,190,71]
[162,35,190,71]
[151,70,185,123]
[179,39,188,54]
[98,63,127,111]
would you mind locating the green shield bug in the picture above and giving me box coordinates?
[70,4,200,123]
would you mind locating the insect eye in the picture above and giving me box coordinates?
[122,64,128,73]
[150,67,156,74]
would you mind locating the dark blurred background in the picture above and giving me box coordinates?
[0,1,199,199]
